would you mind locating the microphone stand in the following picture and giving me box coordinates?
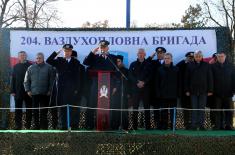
[103,51,128,133]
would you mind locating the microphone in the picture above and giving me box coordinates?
[100,50,108,59]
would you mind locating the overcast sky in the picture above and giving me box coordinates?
[54,0,196,27]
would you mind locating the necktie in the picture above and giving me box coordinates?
[102,55,107,59]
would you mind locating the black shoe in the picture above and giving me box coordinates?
[33,126,40,130]
[220,127,225,130]
[199,127,206,131]
[122,128,129,131]
[71,127,79,130]
[212,126,224,130]
[224,125,233,130]
[25,126,31,130]
[25,123,31,130]
[146,127,152,130]
[156,126,161,130]
[60,127,68,130]
[52,125,57,130]
[145,125,152,130]
[130,127,137,130]
[190,126,197,130]
[14,126,21,130]
[161,125,168,130]
[212,127,220,130]
[0,127,7,130]
[185,125,191,130]
[40,127,48,130]
[85,126,94,130]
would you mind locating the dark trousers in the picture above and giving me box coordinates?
[132,90,150,130]
[59,107,67,129]
[180,95,191,129]
[191,94,207,128]
[207,96,216,127]
[149,84,161,129]
[70,105,80,129]
[160,99,177,130]
[50,85,58,129]
[1,93,9,129]
[153,98,161,129]
[32,95,49,129]
[214,96,233,129]
[14,94,32,129]
[57,85,81,130]
[50,108,58,129]
[60,106,80,129]
[86,78,98,129]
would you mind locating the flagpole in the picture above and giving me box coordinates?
[126,0,131,28]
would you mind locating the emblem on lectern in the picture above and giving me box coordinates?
[100,85,108,98]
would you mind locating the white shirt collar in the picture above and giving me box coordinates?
[66,57,71,62]
[159,59,164,64]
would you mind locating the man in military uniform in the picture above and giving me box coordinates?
[72,50,86,128]
[207,53,217,129]
[146,47,166,129]
[83,40,117,130]
[176,51,194,129]
[46,44,83,130]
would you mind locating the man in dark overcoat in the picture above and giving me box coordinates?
[176,51,194,129]
[185,51,213,130]
[146,47,166,129]
[211,51,235,130]
[10,51,32,130]
[129,48,152,130]
[46,44,83,130]
[155,53,180,130]
[83,40,117,130]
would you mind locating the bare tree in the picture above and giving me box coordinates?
[202,0,235,44]
[145,22,181,28]
[82,20,109,28]
[0,0,19,28]
[82,21,91,28]
[16,0,60,28]
[131,20,138,28]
